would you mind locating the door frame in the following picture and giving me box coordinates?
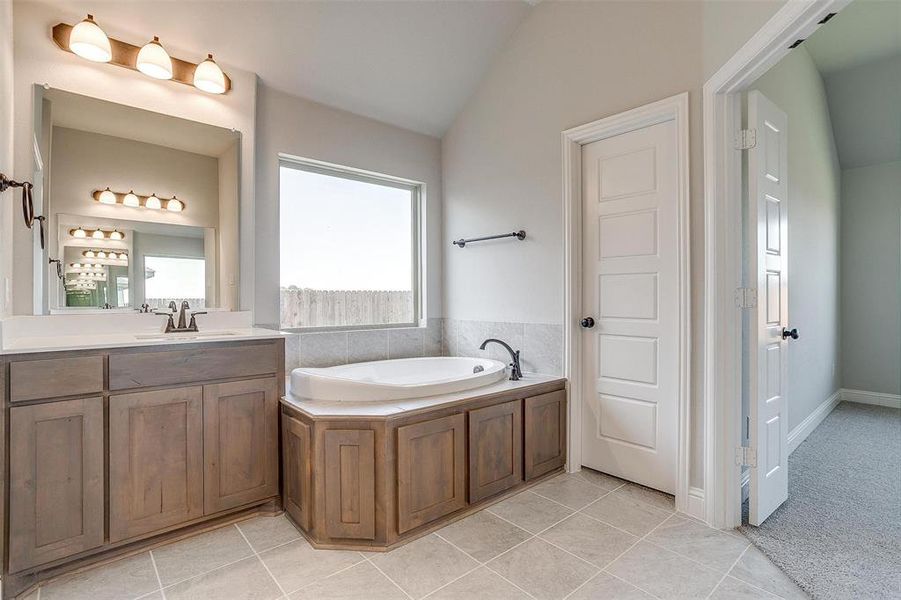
[702,0,851,529]
[562,92,692,516]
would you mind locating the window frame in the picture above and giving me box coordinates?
[278,154,424,333]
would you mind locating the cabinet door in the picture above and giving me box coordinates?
[323,429,376,540]
[109,387,204,542]
[282,413,312,531]
[397,413,466,533]
[469,400,523,503]
[203,378,279,514]
[9,398,104,572]
[524,390,567,480]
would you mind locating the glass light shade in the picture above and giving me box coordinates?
[93,263,102,269]
[69,15,112,63]
[92,229,105,239]
[193,54,226,94]
[123,191,140,207]
[98,187,117,205]
[166,197,184,212]
[84,250,95,258]
[97,251,107,259]
[145,194,162,209]
[72,227,87,238]
[109,230,124,240]
[136,37,173,80]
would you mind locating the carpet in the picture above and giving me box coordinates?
[740,401,901,599]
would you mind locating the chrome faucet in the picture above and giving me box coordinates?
[155,300,206,333]
[479,338,523,381]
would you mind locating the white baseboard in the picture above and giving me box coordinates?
[788,389,842,455]
[684,487,706,522]
[841,388,901,408]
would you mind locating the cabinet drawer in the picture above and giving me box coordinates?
[109,342,279,390]
[10,355,104,402]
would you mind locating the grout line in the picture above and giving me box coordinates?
[362,554,415,600]
[601,570,666,600]
[234,523,289,598]
[705,545,751,600]
[419,563,483,599]
[148,550,165,600]
[287,555,369,595]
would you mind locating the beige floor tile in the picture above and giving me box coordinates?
[616,483,677,511]
[437,510,531,562]
[580,492,671,536]
[40,552,160,600]
[487,491,573,534]
[540,513,637,568]
[728,546,808,600]
[710,575,782,599]
[486,537,597,600]
[237,514,302,552]
[606,541,723,600]
[369,534,479,599]
[290,561,407,599]
[260,537,364,594]
[576,467,627,492]
[135,593,164,600]
[427,566,530,600]
[152,524,253,586]
[164,556,281,600]
[568,571,654,600]
[14,587,41,600]
[646,515,750,572]
[530,474,609,510]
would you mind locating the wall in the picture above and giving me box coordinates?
[11,1,256,315]
[0,0,13,318]
[254,83,444,332]
[750,47,842,431]
[841,161,901,396]
[218,142,239,310]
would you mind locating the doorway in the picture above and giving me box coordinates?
[562,93,692,514]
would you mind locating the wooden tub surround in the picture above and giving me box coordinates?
[281,375,567,551]
[0,337,285,599]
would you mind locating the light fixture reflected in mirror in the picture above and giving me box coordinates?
[94,188,187,212]
[68,14,111,63]
[123,191,140,207]
[70,227,126,241]
[145,194,162,209]
[98,187,116,204]
[72,227,87,238]
[166,196,183,212]
[193,54,226,94]
[91,229,105,239]
[136,36,173,80]
[109,230,124,240]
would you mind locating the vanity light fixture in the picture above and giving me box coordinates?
[93,189,186,212]
[136,36,173,80]
[83,249,95,258]
[69,227,126,241]
[67,14,111,63]
[82,249,127,260]
[96,250,108,259]
[53,20,232,94]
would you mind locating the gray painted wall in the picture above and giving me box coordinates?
[751,47,843,431]
[840,161,901,395]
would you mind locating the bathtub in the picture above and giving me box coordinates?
[290,356,508,402]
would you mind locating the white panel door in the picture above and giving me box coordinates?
[747,91,790,526]
[580,120,678,493]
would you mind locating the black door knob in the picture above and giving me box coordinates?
[580,317,595,329]
[782,327,799,340]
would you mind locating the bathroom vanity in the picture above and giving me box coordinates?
[281,374,567,550]
[0,322,285,598]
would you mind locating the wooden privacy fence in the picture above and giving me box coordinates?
[280,288,413,328]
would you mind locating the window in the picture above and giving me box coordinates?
[144,255,206,309]
[279,157,422,330]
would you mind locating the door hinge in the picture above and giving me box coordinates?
[734,287,757,309]
[735,446,757,468]
[735,128,757,150]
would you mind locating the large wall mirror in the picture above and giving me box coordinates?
[33,87,240,313]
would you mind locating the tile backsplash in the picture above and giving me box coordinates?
[284,318,563,377]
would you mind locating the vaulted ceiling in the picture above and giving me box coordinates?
[35,0,533,137]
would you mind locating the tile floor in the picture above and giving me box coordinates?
[22,469,807,600]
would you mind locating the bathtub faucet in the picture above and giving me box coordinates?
[479,338,523,381]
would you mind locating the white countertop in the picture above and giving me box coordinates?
[281,372,565,417]
[0,311,286,354]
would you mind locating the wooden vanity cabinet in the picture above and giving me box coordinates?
[323,429,376,539]
[109,387,205,542]
[8,398,105,572]
[524,389,567,480]
[469,399,523,502]
[282,415,312,530]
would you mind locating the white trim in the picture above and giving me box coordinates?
[703,0,853,529]
[562,93,691,514]
[686,487,706,522]
[841,388,901,408]
[788,389,841,455]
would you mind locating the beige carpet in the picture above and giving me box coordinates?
[740,401,901,599]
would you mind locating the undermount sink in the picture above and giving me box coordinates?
[133,331,240,341]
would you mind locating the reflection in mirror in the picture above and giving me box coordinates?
[33,86,240,313]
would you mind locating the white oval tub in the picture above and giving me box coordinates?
[290,357,508,402]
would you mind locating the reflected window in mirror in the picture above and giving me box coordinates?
[144,255,205,310]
